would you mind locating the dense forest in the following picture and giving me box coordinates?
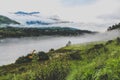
[0,27,95,38]
[0,37,120,80]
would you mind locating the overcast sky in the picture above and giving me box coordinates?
[0,0,120,30]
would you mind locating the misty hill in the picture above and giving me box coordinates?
[0,15,20,25]
[0,14,95,38]
[107,23,120,31]
[0,37,120,80]
[0,27,95,38]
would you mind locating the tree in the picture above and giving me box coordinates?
[66,41,71,47]
[49,48,55,52]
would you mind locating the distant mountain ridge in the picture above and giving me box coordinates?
[0,14,96,38]
[0,15,20,25]
[0,26,95,38]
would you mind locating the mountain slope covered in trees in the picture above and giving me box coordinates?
[0,15,96,38]
[0,27,95,38]
[0,15,20,25]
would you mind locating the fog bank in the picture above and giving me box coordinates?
[0,30,120,66]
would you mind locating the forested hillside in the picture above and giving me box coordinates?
[0,27,95,38]
[0,15,19,25]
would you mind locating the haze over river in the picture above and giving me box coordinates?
[0,36,89,66]
[0,30,120,66]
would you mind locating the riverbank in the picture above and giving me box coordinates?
[0,37,120,80]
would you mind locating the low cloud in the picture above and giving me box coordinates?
[0,29,120,66]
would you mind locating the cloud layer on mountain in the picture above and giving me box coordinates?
[0,0,120,32]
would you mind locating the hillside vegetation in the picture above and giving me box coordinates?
[0,37,120,80]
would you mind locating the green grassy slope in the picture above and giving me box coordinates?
[0,38,120,80]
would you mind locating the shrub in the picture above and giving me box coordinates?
[15,56,32,64]
[106,40,113,45]
[37,51,49,61]
[49,48,55,52]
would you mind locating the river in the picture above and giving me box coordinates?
[0,30,120,66]
[0,36,93,66]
